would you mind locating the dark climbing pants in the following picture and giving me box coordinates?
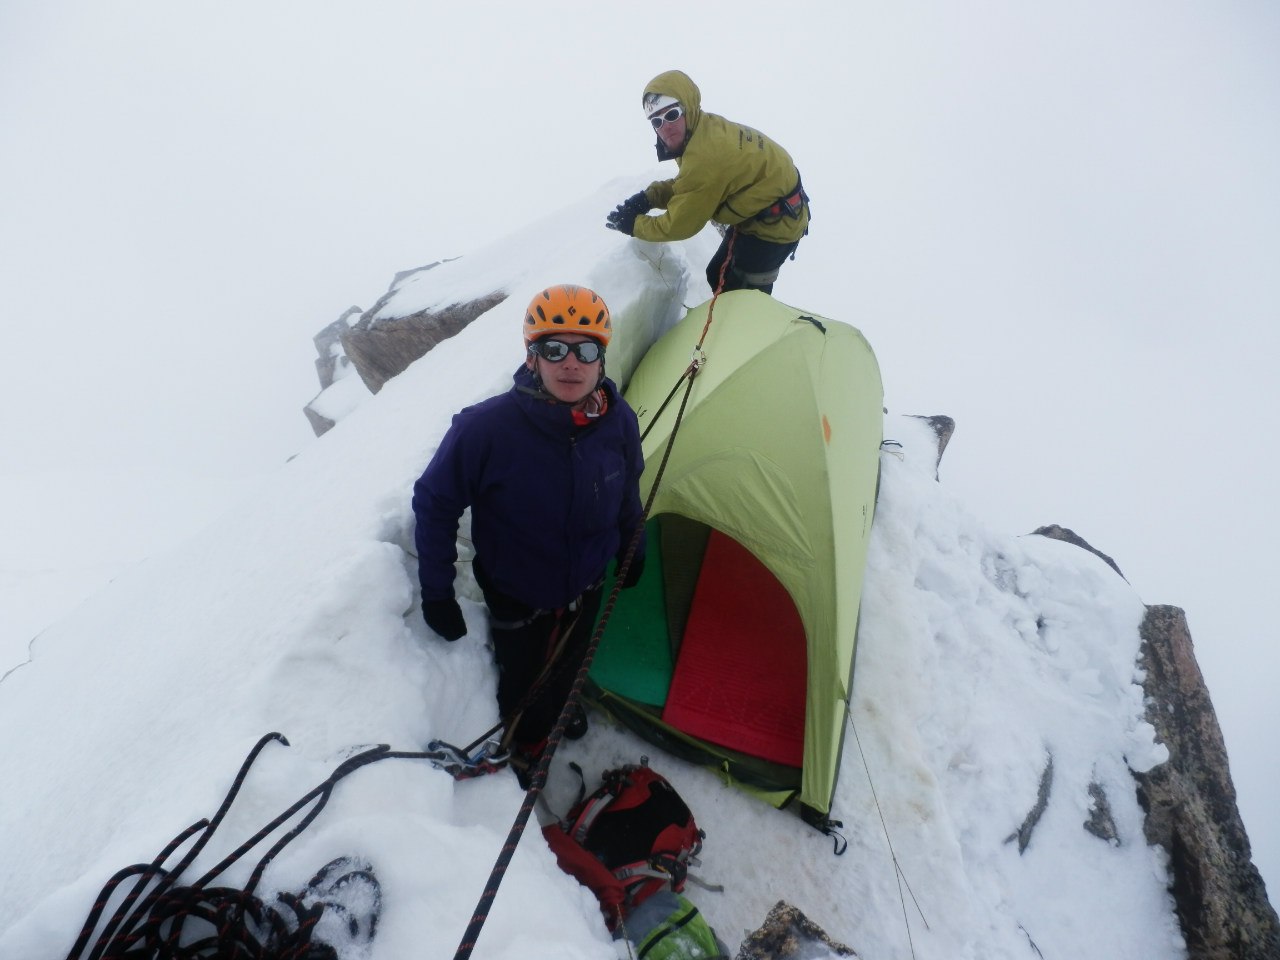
[706,228,800,295]
[475,567,603,752]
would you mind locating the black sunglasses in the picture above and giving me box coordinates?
[530,339,604,363]
[649,104,684,129]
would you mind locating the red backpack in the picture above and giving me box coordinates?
[542,759,704,929]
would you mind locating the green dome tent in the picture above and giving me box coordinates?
[589,291,883,820]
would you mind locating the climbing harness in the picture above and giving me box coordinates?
[494,600,588,753]
[754,175,809,223]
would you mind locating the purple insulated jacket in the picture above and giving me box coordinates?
[412,366,646,611]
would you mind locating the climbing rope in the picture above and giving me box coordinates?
[702,228,736,333]
[634,230,733,447]
[451,257,734,960]
[66,734,435,960]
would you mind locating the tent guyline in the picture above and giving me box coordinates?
[850,717,929,960]
[450,282,729,960]
[63,733,458,960]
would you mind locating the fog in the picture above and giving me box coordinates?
[2,0,1276,901]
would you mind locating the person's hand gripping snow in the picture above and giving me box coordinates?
[605,191,650,236]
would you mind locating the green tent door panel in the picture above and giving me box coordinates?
[591,519,673,708]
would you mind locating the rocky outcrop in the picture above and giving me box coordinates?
[1030,521,1278,957]
[1084,778,1120,845]
[1134,605,1279,959]
[313,306,362,391]
[303,403,336,438]
[340,289,507,395]
[1032,524,1126,581]
[303,307,363,436]
[737,901,857,959]
[899,428,1277,956]
[302,262,509,436]
[907,414,955,480]
[1006,754,1054,854]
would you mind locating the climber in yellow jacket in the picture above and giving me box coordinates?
[606,70,810,296]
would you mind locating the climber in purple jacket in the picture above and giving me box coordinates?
[412,284,646,776]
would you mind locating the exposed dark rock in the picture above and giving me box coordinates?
[304,261,508,412]
[313,306,362,390]
[736,901,857,959]
[906,414,955,479]
[340,291,508,394]
[327,260,504,395]
[303,405,335,438]
[1134,604,1279,959]
[1017,534,1275,950]
[1006,753,1054,854]
[303,307,363,437]
[1084,780,1119,845]
[1030,525,1126,581]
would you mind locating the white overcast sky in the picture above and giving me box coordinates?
[2,0,1277,898]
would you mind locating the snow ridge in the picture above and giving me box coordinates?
[0,191,1184,958]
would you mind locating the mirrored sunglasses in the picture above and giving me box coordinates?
[530,338,604,363]
[649,104,684,129]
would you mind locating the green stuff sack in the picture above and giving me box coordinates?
[625,890,729,960]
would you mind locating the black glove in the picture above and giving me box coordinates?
[423,598,466,641]
[621,191,650,215]
[617,553,645,589]
[605,204,639,236]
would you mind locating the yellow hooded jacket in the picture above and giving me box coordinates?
[635,70,809,246]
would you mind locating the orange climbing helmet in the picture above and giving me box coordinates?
[523,284,612,347]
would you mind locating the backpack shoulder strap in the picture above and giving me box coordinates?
[566,764,634,844]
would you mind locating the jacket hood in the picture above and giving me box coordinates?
[643,70,702,141]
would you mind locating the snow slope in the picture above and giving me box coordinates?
[0,187,1185,959]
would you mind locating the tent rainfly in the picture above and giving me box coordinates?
[589,290,884,822]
